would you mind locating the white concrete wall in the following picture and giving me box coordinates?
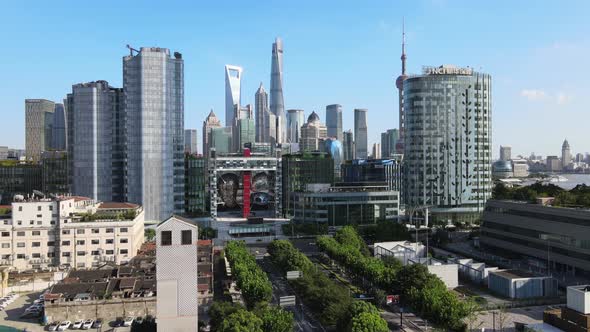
[427,264,459,289]
[567,286,590,314]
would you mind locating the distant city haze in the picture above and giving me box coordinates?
[0,1,588,157]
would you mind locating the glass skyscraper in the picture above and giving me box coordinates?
[25,99,55,162]
[354,109,368,159]
[326,104,343,142]
[270,38,286,143]
[286,109,304,144]
[124,47,184,221]
[403,65,492,223]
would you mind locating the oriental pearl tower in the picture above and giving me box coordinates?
[395,21,408,154]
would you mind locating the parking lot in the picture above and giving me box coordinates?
[0,291,44,331]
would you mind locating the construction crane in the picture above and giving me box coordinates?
[126,44,139,56]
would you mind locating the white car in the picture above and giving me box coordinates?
[57,321,71,331]
[123,316,134,326]
[72,319,84,329]
[81,319,94,329]
[47,322,60,331]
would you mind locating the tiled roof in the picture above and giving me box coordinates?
[197,240,212,246]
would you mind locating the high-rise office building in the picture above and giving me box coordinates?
[286,109,305,144]
[25,99,55,162]
[343,130,355,161]
[499,146,512,161]
[395,23,409,154]
[324,138,343,179]
[233,104,255,152]
[300,112,327,152]
[562,139,571,169]
[404,65,492,223]
[255,83,269,143]
[209,127,232,155]
[326,104,343,142]
[124,47,184,221]
[381,129,399,159]
[51,103,67,151]
[224,65,242,127]
[372,143,381,159]
[41,150,68,195]
[270,37,286,143]
[67,81,123,202]
[354,109,368,159]
[0,161,42,205]
[185,154,207,217]
[185,129,198,154]
[202,110,221,155]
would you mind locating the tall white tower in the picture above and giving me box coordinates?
[225,65,243,127]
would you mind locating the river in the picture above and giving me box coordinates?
[520,173,590,190]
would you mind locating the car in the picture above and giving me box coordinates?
[123,317,134,327]
[81,319,93,329]
[91,319,103,328]
[47,322,60,331]
[57,321,71,331]
[72,319,84,329]
[135,316,144,324]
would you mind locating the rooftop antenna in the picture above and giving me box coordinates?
[126,44,139,56]
[401,17,407,75]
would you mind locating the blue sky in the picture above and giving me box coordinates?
[1,0,588,157]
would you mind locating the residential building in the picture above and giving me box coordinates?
[270,37,286,143]
[124,47,184,221]
[185,129,198,154]
[546,155,561,172]
[41,151,68,195]
[185,155,207,217]
[25,99,55,162]
[286,109,305,144]
[0,196,145,271]
[481,200,590,277]
[500,146,512,161]
[197,239,214,313]
[341,158,403,192]
[381,129,399,159]
[51,103,67,151]
[156,215,199,331]
[225,65,242,127]
[354,109,368,159]
[326,104,343,142]
[395,24,409,154]
[0,161,42,205]
[404,65,492,223]
[372,143,381,159]
[292,184,400,225]
[300,111,327,152]
[343,130,355,161]
[282,152,334,217]
[562,139,571,169]
[209,127,232,155]
[202,110,222,156]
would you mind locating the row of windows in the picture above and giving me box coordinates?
[160,230,192,246]
[62,227,127,235]
[15,205,54,212]
[482,221,590,250]
[1,248,129,260]
[484,207,590,227]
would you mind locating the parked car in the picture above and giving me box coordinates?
[47,322,60,331]
[135,316,144,325]
[91,319,103,328]
[81,319,94,329]
[57,321,71,331]
[123,317,134,327]
[72,319,84,329]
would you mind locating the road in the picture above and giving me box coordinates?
[257,257,325,332]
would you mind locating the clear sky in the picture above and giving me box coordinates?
[1,0,588,158]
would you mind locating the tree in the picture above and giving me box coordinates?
[463,299,482,332]
[494,305,509,332]
[208,302,244,331]
[218,310,263,332]
[338,301,380,331]
[350,312,388,332]
[258,306,294,332]
[200,227,217,239]
[145,228,155,241]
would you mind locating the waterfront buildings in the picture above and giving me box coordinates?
[481,199,590,276]
[202,110,222,155]
[224,65,242,127]
[403,65,492,223]
[500,146,512,161]
[381,129,399,159]
[300,112,327,152]
[326,104,343,142]
[343,130,355,161]
[546,155,561,172]
[185,154,207,217]
[123,47,184,221]
[185,129,198,154]
[492,160,513,179]
[562,139,572,169]
[286,109,304,144]
[270,38,286,143]
[354,109,368,159]
[341,158,403,192]
[156,215,199,331]
[25,99,55,162]
[512,159,530,178]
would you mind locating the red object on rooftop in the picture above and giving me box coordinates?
[243,172,251,218]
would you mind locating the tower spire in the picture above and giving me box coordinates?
[401,17,407,75]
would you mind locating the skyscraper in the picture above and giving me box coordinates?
[255,83,268,143]
[499,146,511,161]
[185,129,198,154]
[381,129,399,159]
[225,65,242,127]
[25,99,55,162]
[51,103,67,151]
[300,112,327,152]
[67,81,123,202]
[343,130,355,161]
[562,139,571,168]
[372,143,381,159]
[202,110,221,155]
[404,65,492,223]
[395,22,409,154]
[233,104,255,151]
[354,109,368,159]
[270,37,286,143]
[326,104,343,142]
[124,47,184,221]
[286,109,304,143]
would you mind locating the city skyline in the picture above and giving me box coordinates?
[0,1,588,156]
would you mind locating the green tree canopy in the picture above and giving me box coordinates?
[350,312,389,332]
[218,309,264,332]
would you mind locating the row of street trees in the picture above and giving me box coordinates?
[225,241,272,307]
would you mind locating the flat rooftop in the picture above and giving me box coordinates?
[492,269,540,279]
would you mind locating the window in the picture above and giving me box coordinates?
[1,232,9,237]
[1,255,10,260]
[161,231,172,246]
[106,250,114,255]
[3,220,8,225]
[47,241,55,247]
[47,252,55,258]
[18,206,22,211]
[32,231,41,236]
[62,230,70,235]
[77,251,86,256]
[120,238,128,244]
[76,229,85,235]
[181,230,192,245]
[16,231,25,237]
[91,250,100,256]
[92,229,99,234]
[120,249,128,255]
[50,220,55,225]
[91,239,99,245]
[17,220,21,225]
[29,220,34,225]
[37,206,41,211]
[17,242,25,248]
[36,214,42,218]
[16,254,25,259]
[62,241,70,246]
[37,221,42,225]
[76,240,85,245]
[106,239,114,244]
[1,243,9,248]
[120,228,128,233]
[32,253,41,258]
[32,242,41,247]
[106,228,114,233]
[62,252,70,257]
[76,263,85,268]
